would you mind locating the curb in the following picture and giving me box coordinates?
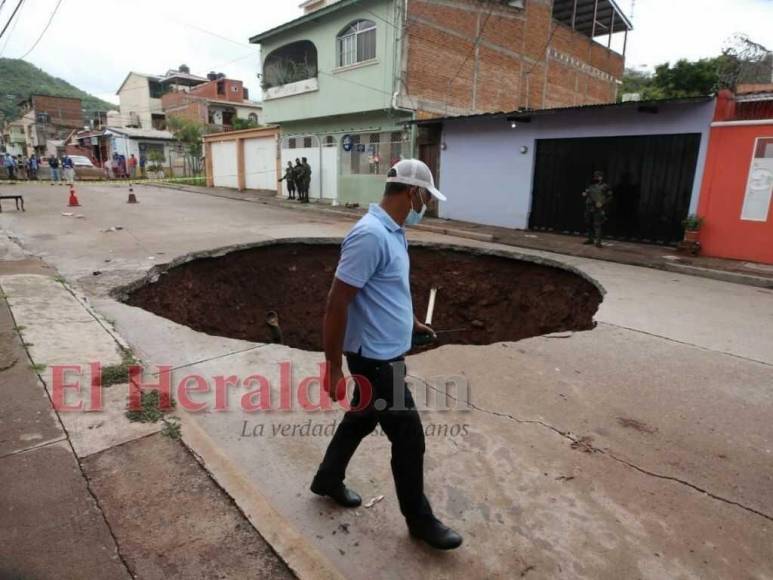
[179,413,345,580]
[663,263,773,289]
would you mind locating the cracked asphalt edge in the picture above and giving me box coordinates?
[411,375,773,524]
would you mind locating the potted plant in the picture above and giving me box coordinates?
[682,214,704,242]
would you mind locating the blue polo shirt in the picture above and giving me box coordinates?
[336,204,413,360]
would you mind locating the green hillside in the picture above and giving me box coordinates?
[0,58,116,122]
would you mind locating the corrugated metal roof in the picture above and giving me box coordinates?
[106,126,175,140]
[406,96,715,126]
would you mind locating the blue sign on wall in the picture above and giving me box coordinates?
[342,135,354,152]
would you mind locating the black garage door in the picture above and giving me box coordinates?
[529,134,702,244]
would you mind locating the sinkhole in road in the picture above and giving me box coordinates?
[125,243,603,352]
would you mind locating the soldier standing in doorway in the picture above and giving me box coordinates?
[582,170,613,248]
[279,161,297,200]
[301,157,312,203]
[293,158,305,203]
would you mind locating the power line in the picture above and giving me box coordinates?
[18,0,64,59]
[0,0,24,58]
[0,0,24,42]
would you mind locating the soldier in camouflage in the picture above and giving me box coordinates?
[582,170,613,248]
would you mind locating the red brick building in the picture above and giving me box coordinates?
[17,95,85,155]
[401,0,629,117]
[161,74,262,131]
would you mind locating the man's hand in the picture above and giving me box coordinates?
[414,320,437,338]
[325,362,345,402]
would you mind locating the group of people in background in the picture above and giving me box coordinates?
[2,152,75,183]
[279,157,312,203]
[3,152,41,181]
[104,153,141,180]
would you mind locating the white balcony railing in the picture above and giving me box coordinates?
[263,77,319,101]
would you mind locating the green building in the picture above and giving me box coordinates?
[250,0,413,206]
[250,0,629,206]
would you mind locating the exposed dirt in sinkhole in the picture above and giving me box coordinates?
[126,243,602,352]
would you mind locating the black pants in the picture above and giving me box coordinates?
[314,352,433,524]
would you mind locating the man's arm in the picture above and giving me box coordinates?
[323,278,359,401]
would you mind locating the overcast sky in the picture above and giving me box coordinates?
[0,0,771,106]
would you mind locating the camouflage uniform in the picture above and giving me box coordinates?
[583,172,613,247]
[293,161,305,202]
[279,164,296,199]
[301,159,312,203]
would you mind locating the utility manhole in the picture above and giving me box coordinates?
[124,242,603,352]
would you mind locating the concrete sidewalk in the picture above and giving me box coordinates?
[0,252,294,580]
[0,270,131,580]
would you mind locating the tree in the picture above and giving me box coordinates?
[718,34,772,90]
[232,117,259,131]
[646,58,722,99]
[167,116,207,176]
[620,36,771,102]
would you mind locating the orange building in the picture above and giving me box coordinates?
[697,90,773,264]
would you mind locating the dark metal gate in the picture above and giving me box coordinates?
[529,134,702,244]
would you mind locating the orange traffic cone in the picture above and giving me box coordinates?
[68,184,81,207]
[127,182,138,204]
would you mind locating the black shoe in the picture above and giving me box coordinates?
[595,240,603,248]
[408,518,463,550]
[583,239,594,245]
[310,480,362,508]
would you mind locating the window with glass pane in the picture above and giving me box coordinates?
[337,20,376,67]
[342,132,404,177]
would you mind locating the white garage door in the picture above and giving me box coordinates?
[244,136,277,191]
[211,141,238,189]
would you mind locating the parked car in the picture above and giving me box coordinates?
[69,155,104,180]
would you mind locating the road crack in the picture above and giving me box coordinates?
[411,375,773,523]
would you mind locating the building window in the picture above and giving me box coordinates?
[323,135,336,148]
[149,80,165,99]
[288,138,297,149]
[342,132,404,176]
[248,113,258,124]
[337,20,376,68]
[263,41,318,90]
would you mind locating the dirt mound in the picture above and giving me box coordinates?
[126,243,602,352]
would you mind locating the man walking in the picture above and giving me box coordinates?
[311,159,463,551]
[582,170,613,248]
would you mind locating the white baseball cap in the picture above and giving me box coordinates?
[386,159,447,202]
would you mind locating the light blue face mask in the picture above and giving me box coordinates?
[404,190,427,226]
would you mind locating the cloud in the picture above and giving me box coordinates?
[625,0,773,70]
[0,0,771,101]
[1,0,298,102]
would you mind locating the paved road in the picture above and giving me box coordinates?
[2,182,772,579]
